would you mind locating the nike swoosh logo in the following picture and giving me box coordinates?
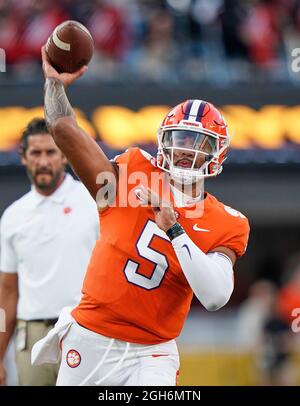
[182,244,192,260]
[193,224,210,232]
[152,354,169,358]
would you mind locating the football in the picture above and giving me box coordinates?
[46,20,94,73]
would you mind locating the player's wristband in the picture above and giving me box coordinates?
[166,223,185,241]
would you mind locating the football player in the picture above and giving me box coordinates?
[32,46,250,386]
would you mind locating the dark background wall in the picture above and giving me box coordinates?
[1,83,300,110]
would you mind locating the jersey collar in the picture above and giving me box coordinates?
[169,183,203,208]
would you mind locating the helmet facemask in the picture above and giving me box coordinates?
[157,127,228,185]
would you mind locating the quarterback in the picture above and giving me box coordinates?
[32,46,250,386]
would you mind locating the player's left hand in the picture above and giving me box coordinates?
[137,185,177,232]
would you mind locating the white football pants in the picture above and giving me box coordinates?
[56,321,180,386]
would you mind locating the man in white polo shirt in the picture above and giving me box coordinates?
[0,118,99,385]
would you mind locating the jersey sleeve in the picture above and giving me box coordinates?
[113,147,152,171]
[100,148,152,215]
[113,147,140,168]
[0,211,18,273]
[218,216,250,257]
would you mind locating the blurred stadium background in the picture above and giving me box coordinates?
[1,0,300,385]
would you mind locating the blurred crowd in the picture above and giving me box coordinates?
[1,0,300,83]
[237,252,300,385]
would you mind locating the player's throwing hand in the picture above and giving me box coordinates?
[41,46,87,88]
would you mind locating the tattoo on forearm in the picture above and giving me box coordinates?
[44,78,74,130]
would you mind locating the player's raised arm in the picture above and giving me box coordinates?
[41,46,117,200]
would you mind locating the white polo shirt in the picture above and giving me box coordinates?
[0,174,99,320]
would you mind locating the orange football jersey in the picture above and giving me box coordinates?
[72,148,250,344]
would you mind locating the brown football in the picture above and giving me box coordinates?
[46,20,94,73]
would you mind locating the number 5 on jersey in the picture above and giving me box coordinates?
[123,220,170,290]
